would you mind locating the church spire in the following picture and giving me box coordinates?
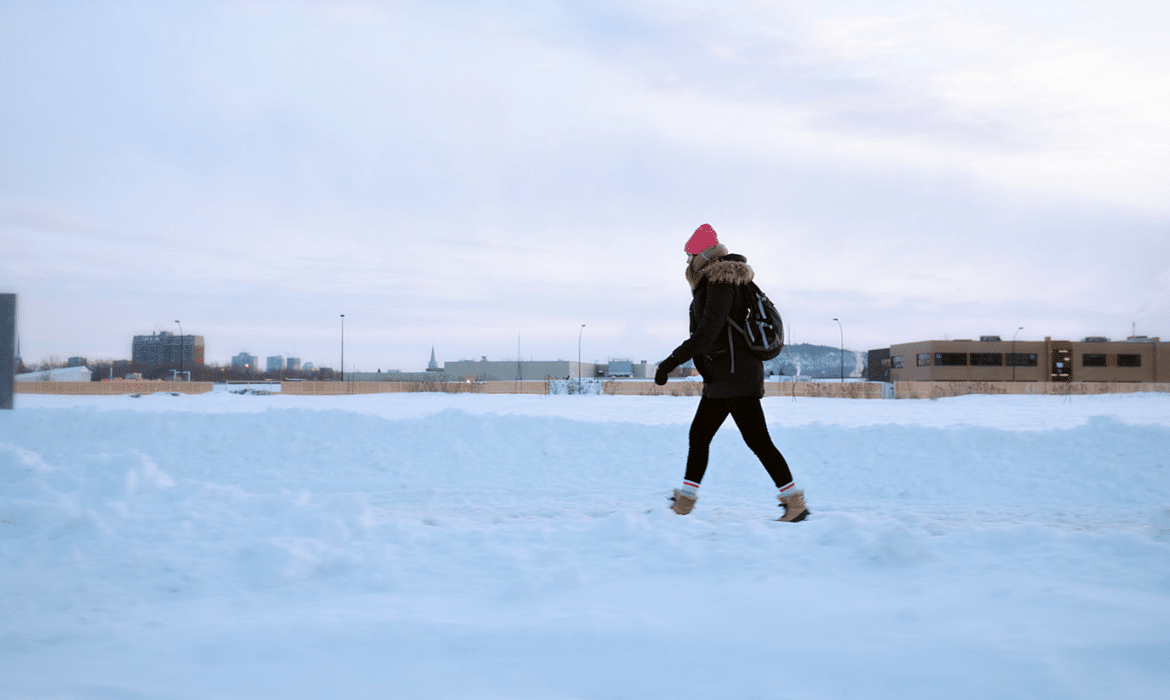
[427,346,440,372]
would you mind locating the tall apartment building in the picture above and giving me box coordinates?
[131,332,205,368]
[266,355,284,372]
[286,357,301,371]
[231,352,258,370]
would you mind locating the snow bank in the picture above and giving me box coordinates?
[2,393,1169,699]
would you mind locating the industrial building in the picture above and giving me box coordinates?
[131,332,205,369]
[343,351,657,383]
[16,365,94,382]
[439,357,653,381]
[882,336,1168,383]
[347,358,601,383]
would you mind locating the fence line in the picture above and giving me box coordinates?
[13,380,1170,398]
[892,380,1170,399]
[15,381,214,395]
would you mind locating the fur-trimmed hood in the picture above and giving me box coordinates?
[687,247,754,289]
[702,254,754,285]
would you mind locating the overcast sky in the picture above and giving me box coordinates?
[3,0,1168,372]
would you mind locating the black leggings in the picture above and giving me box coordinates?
[685,396,793,488]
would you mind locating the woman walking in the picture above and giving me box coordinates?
[655,224,809,522]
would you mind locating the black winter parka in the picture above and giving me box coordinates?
[667,253,765,399]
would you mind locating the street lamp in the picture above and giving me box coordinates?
[832,318,844,382]
[1012,326,1024,382]
[578,324,586,381]
[174,320,183,381]
[340,314,345,382]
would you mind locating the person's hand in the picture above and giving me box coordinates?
[655,356,679,385]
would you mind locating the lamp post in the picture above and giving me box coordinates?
[578,324,586,381]
[174,320,183,381]
[1012,326,1024,382]
[340,314,345,382]
[832,318,844,382]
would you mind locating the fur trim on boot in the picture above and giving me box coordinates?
[776,489,809,522]
[670,489,697,515]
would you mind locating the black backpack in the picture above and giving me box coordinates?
[728,281,785,360]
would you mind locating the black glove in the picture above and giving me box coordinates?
[655,356,680,385]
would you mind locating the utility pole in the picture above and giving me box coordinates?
[833,318,844,382]
[340,314,345,382]
[174,320,184,381]
[1012,327,1024,382]
[578,324,586,381]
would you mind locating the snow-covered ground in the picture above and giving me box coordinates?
[3,392,1169,699]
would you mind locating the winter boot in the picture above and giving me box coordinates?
[670,489,697,515]
[776,489,809,522]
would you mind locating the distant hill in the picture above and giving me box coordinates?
[765,343,865,379]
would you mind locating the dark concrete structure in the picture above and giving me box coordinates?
[1,294,13,409]
[867,348,891,382]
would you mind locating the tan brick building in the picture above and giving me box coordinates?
[888,336,1168,383]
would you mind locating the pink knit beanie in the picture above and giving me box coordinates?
[684,224,719,254]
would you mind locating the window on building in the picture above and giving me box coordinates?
[934,353,968,366]
[1117,354,1142,368]
[917,353,930,367]
[891,356,904,369]
[1082,353,1106,367]
[1006,353,1038,367]
[970,353,1003,366]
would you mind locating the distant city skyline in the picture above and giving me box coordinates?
[16,324,878,376]
[3,1,1167,371]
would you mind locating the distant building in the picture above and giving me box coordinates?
[303,362,314,371]
[345,355,657,383]
[442,357,601,381]
[132,332,205,369]
[601,360,653,378]
[266,355,284,372]
[606,359,634,378]
[886,336,1169,383]
[67,356,88,367]
[286,357,301,371]
[867,349,891,382]
[17,365,93,382]
[231,352,258,370]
